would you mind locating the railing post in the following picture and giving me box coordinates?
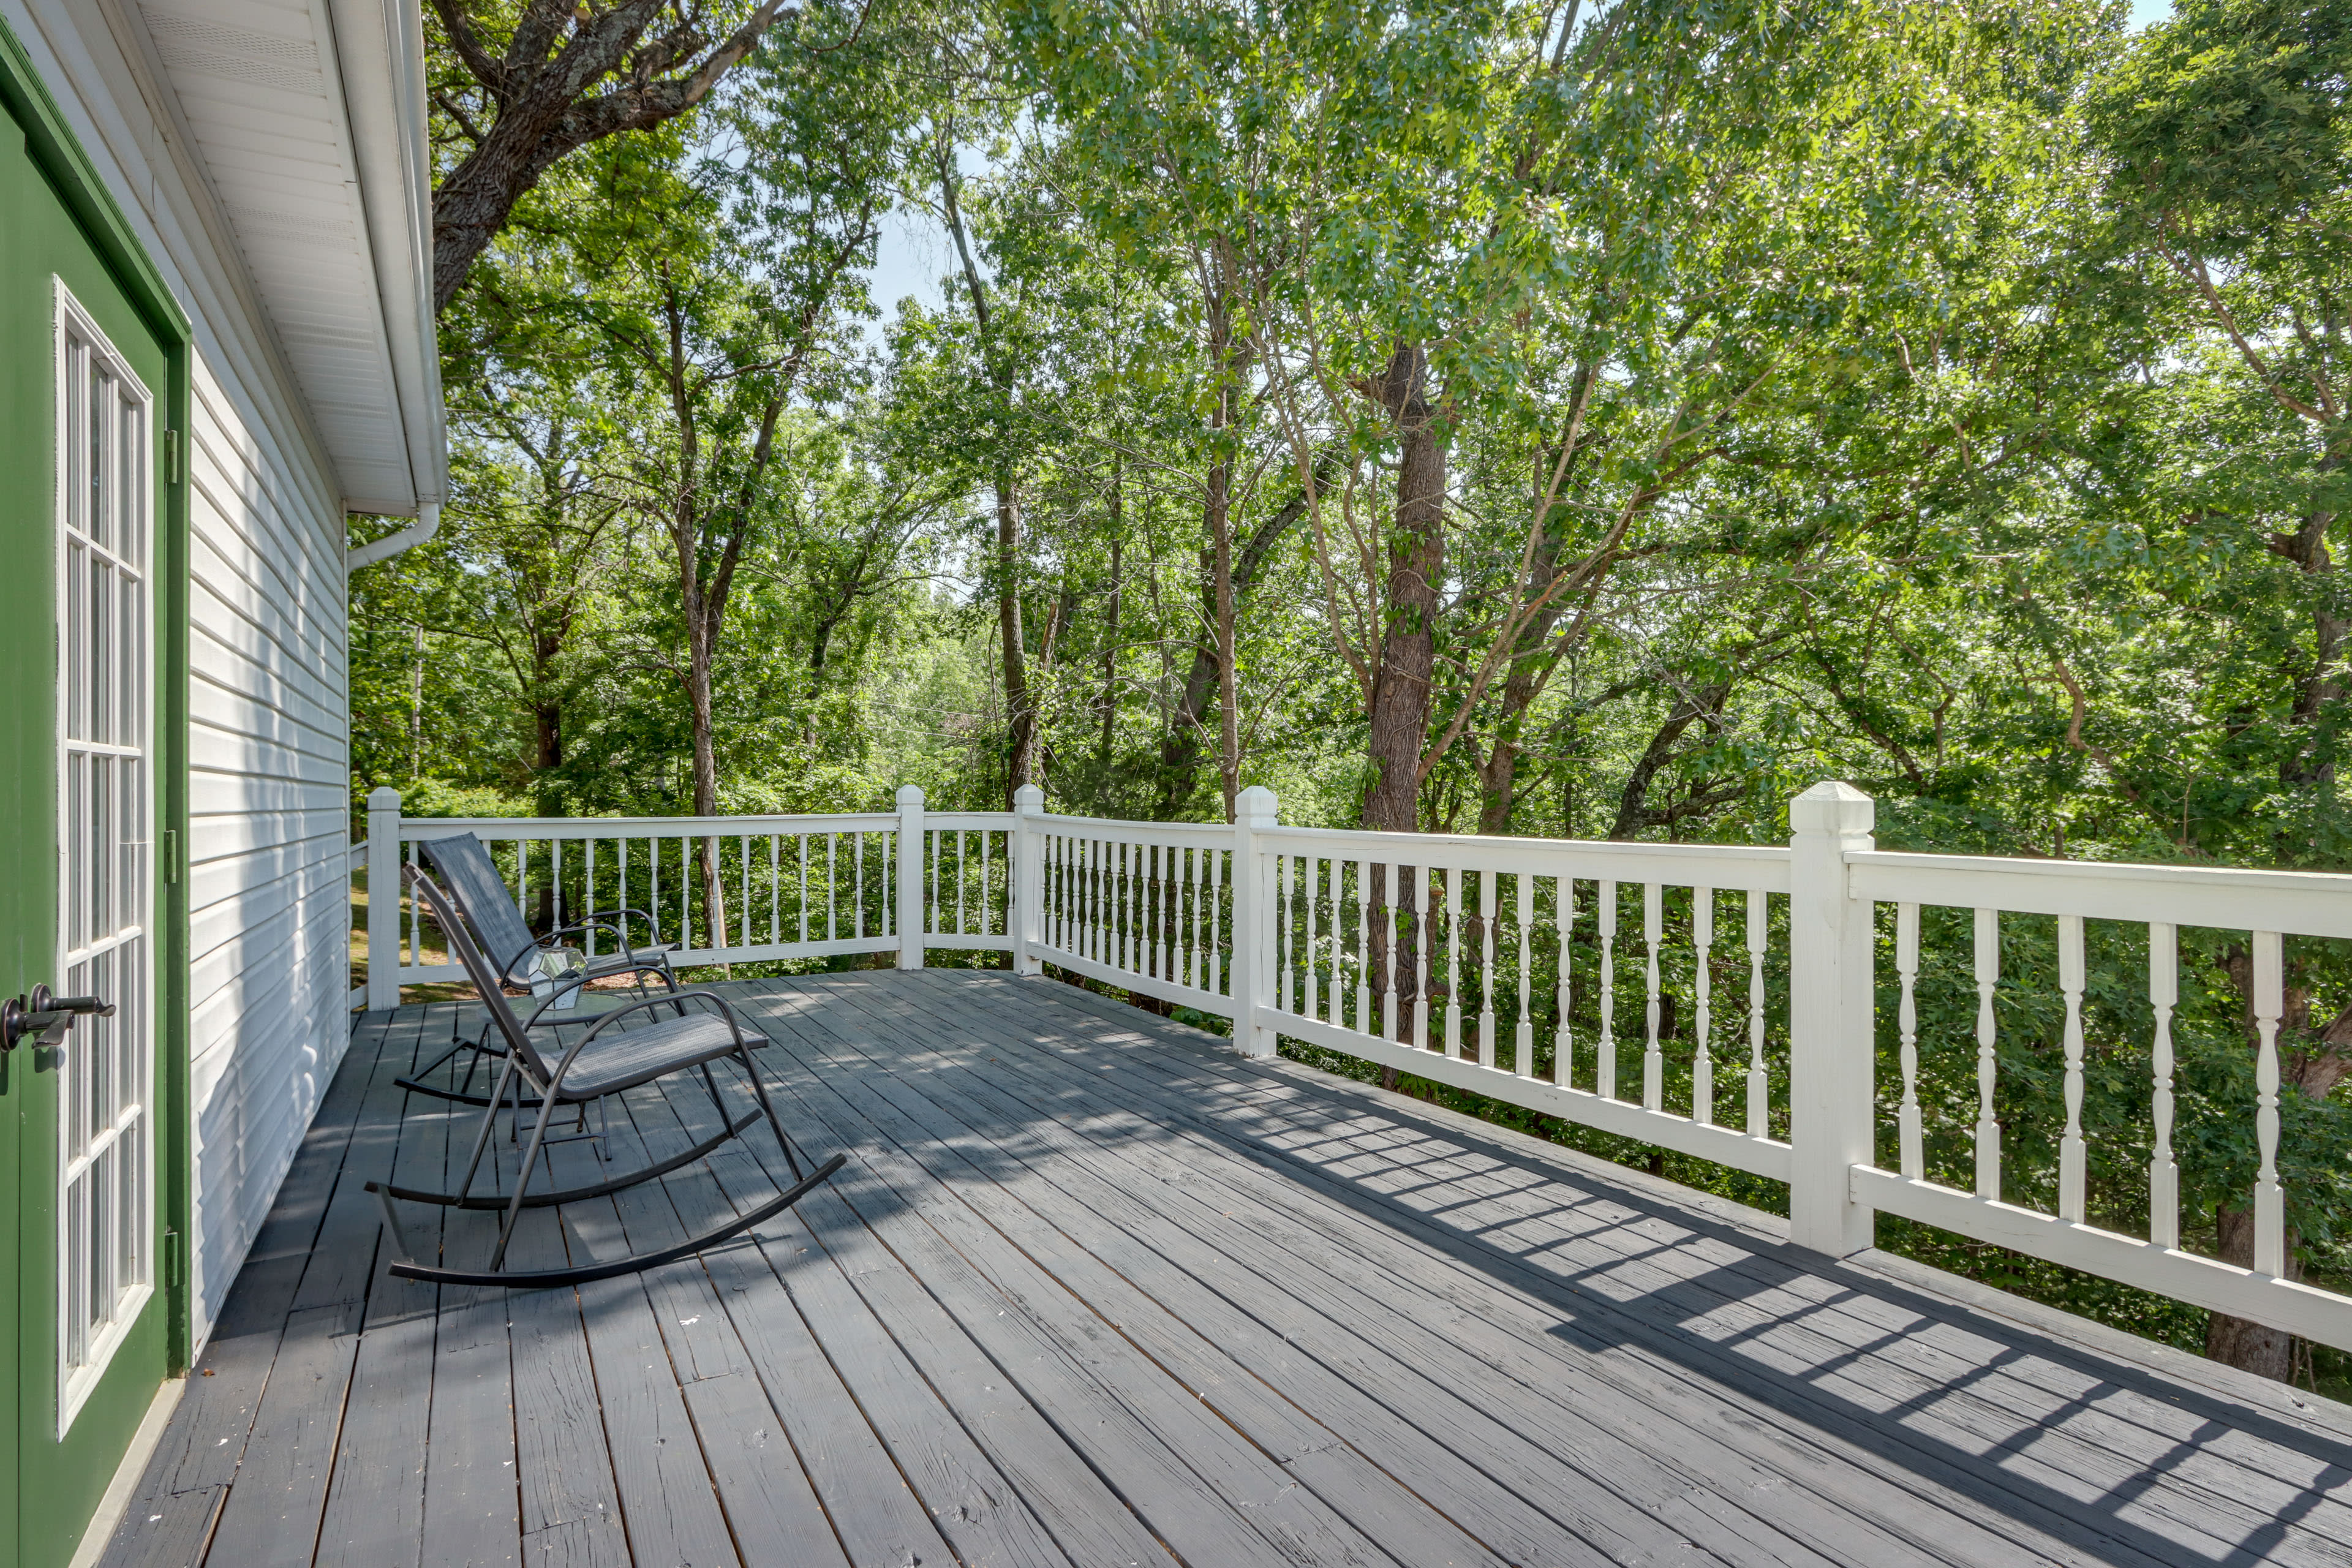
[1787,780,1876,1257]
[896,784,925,970]
[1229,785,1280,1057]
[1014,783,1045,974]
[365,786,402,1012]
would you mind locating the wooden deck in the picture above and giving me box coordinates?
[96,969,2352,1568]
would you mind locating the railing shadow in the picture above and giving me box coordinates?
[887,972,2352,1568]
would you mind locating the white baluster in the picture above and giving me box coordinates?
[1412,864,1430,1049]
[1357,859,1373,1033]
[1642,882,1663,1111]
[2058,913,2086,1223]
[740,832,752,948]
[856,831,868,939]
[1516,873,1534,1079]
[1974,907,2000,1199]
[1381,864,1400,1042]
[1555,876,1574,1088]
[1188,848,1204,989]
[769,835,781,945]
[1444,868,1463,1058]
[982,830,992,936]
[1693,889,1714,1125]
[2149,921,2179,1249]
[1127,841,1142,973]
[1896,902,1921,1177]
[1208,848,1224,995]
[1474,870,1495,1068]
[1598,880,1618,1099]
[826,834,837,941]
[1326,858,1343,1023]
[797,836,809,944]
[2253,930,2285,1276]
[1279,854,1295,1011]
[1746,889,1768,1136]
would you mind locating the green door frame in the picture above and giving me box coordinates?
[0,16,193,1565]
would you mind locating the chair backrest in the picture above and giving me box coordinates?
[416,834,538,981]
[403,864,556,1084]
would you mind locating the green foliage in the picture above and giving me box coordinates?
[372,0,2352,1371]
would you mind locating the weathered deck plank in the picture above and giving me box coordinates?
[916,970,2352,1567]
[99,970,2352,1568]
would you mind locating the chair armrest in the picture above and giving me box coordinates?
[575,907,673,948]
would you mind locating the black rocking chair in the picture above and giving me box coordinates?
[368,863,844,1289]
[396,831,682,1109]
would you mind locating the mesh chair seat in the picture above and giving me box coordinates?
[545,1012,772,1101]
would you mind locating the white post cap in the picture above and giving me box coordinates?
[1789,780,1872,837]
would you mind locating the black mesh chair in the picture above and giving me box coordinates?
[396,831,682,1108]
[368,863,843,1289]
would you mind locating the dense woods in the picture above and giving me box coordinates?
[360,0,2352,1379]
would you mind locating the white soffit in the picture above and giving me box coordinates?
[132,0,444,515]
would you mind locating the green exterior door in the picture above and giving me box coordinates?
[1,26,191,1568]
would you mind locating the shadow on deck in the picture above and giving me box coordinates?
[97,969,2352,1567]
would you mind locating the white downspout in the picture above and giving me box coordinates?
[346,501,440,573]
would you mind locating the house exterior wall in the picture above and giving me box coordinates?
[4,0,356,1348]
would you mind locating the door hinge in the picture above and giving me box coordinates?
[164,428,182,484]
[163,827,181,884]
[163,1229,183,1288]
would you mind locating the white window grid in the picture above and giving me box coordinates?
[55,281,154,1436]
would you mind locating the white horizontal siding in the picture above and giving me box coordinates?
[183,358,352,1335]
[7,0,363,1351]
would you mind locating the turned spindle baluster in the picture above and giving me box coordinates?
[1897,902,1922,1178]
[1693,889,1714,1126]
[1597,880,1618,1099]
[2058,914,2087,1223]
[1973,907,2002,1200]
[1555,876,1575,1088]
[1479,870,1498,1069]
[2149,921,2179,1249]
[2253,930,2286,1275]
[1517,873,1534,1079]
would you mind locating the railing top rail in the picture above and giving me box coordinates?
[1257,822,1792,889]
[1847,848,2352,938]
[924,811,1019,829]
[1032,810,1238,841]
[394,812,903,838]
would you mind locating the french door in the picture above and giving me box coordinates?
[53,288,153,1434]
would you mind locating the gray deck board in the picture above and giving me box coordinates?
[100,969,2352,1568]
[924,971,2352,1566]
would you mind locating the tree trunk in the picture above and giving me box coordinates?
[1476,473,1575,833]
[685,599,729,956]
[998,477,1035,805]
[1100,511,1121,774]
[409,623,426,778]
[1363,341,1446,833]
[1205,281,1242,822]
[429,0,801,311]
[2206,1204,2299,1379]
[1158,484,1314,812]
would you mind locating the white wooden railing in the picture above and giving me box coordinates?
[352,779,2352,1352]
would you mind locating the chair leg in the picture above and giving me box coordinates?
[735,1045,804,1183]
[697,1061,731,1120]
[454,1053,522,1204]
[492,1088,568,1270]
